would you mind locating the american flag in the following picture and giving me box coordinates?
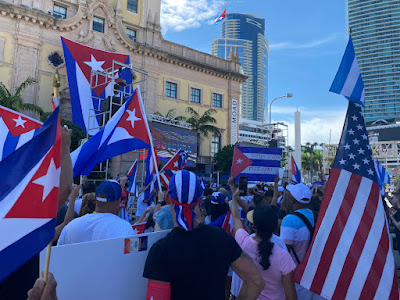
[293,101,399,299]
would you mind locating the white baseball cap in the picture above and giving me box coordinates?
[286,183,311,204]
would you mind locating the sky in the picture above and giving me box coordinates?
[159,0,350,146]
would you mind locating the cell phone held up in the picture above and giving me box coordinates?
[238,176,248,197]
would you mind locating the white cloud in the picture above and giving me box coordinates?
[269,34,337,51]
[271,106,347,146]
[160,0,224,33]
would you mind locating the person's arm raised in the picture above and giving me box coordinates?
[231,188,244,234]
[231,251,264,300]
[271,174,280,207]
[58,126,73,210]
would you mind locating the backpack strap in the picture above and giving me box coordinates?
[291,211,315,239]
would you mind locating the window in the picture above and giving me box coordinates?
[212,93,222,107]
[126,29,136,41]
[53,4,66,19]
[127,0,138,13]
[93,17,105,33]
[166,82,177,98]
[190,88,201,103]
[211,135,221,156]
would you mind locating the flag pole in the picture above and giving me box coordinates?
[43,243,52,282]
[136,86,162,193]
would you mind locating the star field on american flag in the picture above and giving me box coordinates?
[332,102,377,183]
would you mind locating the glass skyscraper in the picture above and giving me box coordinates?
[211,13,268,122]
[347,0,400,122]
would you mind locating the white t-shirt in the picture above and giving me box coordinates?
[74,198,83,215]
[136,193,149,217]
[57,213,134,245]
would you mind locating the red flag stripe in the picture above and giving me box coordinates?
[294,167,341,282]
[330,182,380,299]
[359,225,390,299]
[389,268,400,299]
[309,173,363,294]
[374,245,397,300]
[297,169,352,288]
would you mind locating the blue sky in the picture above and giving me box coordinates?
[160,0,350,145]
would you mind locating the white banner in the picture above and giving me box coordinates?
[231,99,239,144]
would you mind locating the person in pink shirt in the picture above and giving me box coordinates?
[231,187,297,300]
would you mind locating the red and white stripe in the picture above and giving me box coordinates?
[294,168,399,300]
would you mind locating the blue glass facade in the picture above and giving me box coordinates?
[347,0,400,122]
[212,13,268,122]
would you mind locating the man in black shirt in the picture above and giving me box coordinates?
[143,170,264,300]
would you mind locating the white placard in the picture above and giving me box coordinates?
[40,230,170,300]
[231,99,239,144]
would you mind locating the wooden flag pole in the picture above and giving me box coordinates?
[43,243,52,282]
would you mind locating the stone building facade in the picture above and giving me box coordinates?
[0,0,246,176]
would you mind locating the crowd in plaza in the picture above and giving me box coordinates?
[0,124,398,300]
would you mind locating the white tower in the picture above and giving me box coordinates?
[294,110,302,172]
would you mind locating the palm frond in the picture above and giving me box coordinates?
[0,82,11,101]
[15,77,37,96]
[175,116,187,121]
[20,102,45,116]
[202,108,217,117]
[199,115,217,125]
[153,111,163,116]
[199,124,220,137]
[165,109,176,119]
[185,107,199,118]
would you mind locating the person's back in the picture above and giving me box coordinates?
[144,225,242,300]
[58,212,133,245]
[58,180,134,245]
[236,229,295,300]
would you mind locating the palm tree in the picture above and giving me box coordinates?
[180,107,220,156]
[153,109,185,121]
[0,77,44,117]
[301,142,323,182]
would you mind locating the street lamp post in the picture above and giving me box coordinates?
[268,93,293,125]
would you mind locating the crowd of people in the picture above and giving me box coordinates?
[4,127,399,300]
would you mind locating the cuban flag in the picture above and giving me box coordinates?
[0,105,42,161]
[127,159,138,197]
[0,107,60,283]
[311,181,324,190]
[330,36,365,106]
[143,149,158,205]
[215,7,226,24]
[61,37,132,134]
[132,222,146,235]
[375,159,390,196]
[230,146,282,182]
[291,155,303,184]
[200,176,206,189]
[71,87,151,178]
[159,150,188,189]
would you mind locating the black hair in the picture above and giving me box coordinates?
[253,204,278,270]
[204,188,214,197]
[209,202,229,222]
[82,182,97,195]
[253,194,265,207]
[264,190,274,198]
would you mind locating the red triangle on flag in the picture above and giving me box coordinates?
[230,147,253,179]
[0,106,42,136]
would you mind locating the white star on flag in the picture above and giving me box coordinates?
[13,116,27,128]
[84,54,105,72]
[358,148,365,155]
[367,168,374,175]
[237,158,242,164]
[126,109,141,129]
[344,143,351,150]
[352,115,358,121]
[357,124,363,130]
[339,159,346,165]
[362,158,370,164]
[132,228,139,235]
[353,163,360,170]
[349,153,355,159]
[348,129,355,135]
[174,161,179,168]
[32,158,61,202]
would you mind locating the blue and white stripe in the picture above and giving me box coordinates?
[168,170,203,231]
[330,36,365,106]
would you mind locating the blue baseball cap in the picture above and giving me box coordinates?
[95,180,122,202]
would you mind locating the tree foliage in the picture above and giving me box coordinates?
[214,144,236,173]
[301,142,323,181]
[0,77,44,117]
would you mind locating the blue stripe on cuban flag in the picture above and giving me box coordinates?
[61,37,132,135]
[330,36,365,106]
[0,108,59,283]
[374,159,390,196]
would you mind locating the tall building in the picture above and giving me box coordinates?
[347,0,400,122]
[0,0,246,176]
[212,13,268,122]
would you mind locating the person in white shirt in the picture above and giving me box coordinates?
[58,180,134,245]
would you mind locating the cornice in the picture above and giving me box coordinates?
[0,2,247,83]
